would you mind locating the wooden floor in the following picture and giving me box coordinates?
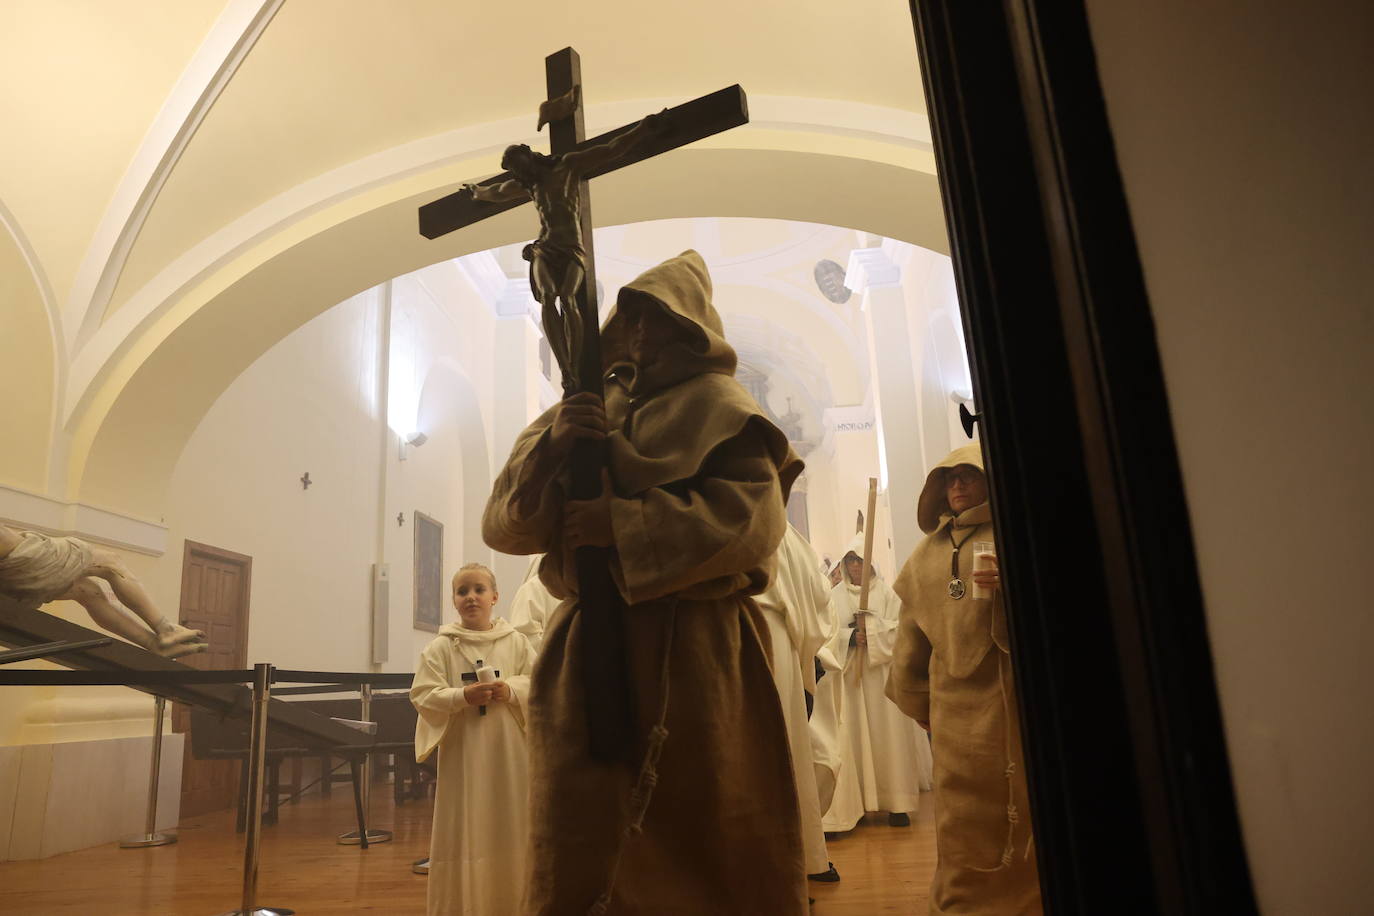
[813,806,937,914]
[0,789,935,914]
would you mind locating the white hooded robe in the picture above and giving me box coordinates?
[753,524,842,875]
[507,556,560,650]
[411,618,537,916]
[822,544,933,831]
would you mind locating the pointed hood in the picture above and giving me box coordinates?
[592,249,802,500]
[917,442,987,533]
[838,533,881,586]
[601,249,738,395]
[841,533,867,561]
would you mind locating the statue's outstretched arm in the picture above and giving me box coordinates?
[562,110,669,175]
[465,179,529,203]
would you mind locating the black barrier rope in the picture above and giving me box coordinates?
[272,684,353,697]
[275,670,415,688]
[0,667,416,689]
[0,668,255,686]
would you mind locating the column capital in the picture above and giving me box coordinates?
[496,277,537,319]
[845,246,902,292]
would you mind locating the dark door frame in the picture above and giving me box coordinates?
[907,2,1256,913]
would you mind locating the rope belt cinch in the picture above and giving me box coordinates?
[588,601,679,916]
[968,647,1025,874]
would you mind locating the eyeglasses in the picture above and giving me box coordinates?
[945,468,983,487]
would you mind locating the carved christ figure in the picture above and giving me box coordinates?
[464,102,667,393]
[0,524,208,658]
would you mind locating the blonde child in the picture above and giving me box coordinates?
[411,563,537,916]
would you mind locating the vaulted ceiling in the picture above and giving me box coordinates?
[0,0,940,516]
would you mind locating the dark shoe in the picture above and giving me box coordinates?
[808,862,840,883]
[888,812,911,827]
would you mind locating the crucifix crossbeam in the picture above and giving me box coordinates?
[418,47,750,762]
[418,82,747,240]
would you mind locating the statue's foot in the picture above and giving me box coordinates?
[153,623,209,658]
[161,638,210,659]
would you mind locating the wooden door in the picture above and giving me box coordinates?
[176,540,252,819]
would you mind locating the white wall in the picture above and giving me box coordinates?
[147,289,386,670]
[1085,3,1374,912]
[152,260,527,674]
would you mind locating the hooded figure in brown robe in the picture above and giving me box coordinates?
[885,443,1042,915]
[483,249,808,915]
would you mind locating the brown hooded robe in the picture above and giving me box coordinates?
[885,443,1042,915]
[483,250,808,915]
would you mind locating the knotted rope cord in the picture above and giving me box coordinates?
[588,602,679,915]
[968,627,1021,873]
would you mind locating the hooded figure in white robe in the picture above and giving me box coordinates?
[411,617,537,916]
[508,554,560,650]
[753,523,843,877]
[822,536,933,832]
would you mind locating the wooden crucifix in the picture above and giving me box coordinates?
[419,47,749,761]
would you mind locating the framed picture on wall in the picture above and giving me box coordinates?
[413,511,444,633]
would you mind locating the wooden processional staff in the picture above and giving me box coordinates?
[856,477,878,673]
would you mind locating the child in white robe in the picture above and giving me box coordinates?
[821,539,934,833]
[411,563,537,916]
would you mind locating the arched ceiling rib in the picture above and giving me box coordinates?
[64,0,284,352]
[0,0,227,314]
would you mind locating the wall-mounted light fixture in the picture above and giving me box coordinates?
[399,431,429,461]
[947,389,980,438]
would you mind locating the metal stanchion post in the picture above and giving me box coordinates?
[338,682,392,845]
[120,695,177,848]
[215,663,293,916]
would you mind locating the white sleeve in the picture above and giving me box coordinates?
[410,641,471,762]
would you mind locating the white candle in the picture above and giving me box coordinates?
[476,665,498,683]
[971,541,997,600]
